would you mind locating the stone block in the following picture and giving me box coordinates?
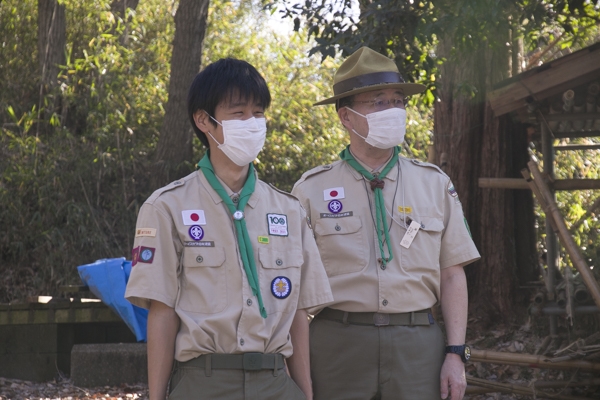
[70,343,147,387]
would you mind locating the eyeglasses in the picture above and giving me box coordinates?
[351,98,407,111]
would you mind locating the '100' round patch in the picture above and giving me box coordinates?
[271,276,292,299]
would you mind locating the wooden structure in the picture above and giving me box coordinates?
[486,43,600,334]
[0,299,136,381]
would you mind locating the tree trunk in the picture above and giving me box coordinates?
[433,35,537,323]
[110,0,140,45]
[152,0,209,187]
[37,0,66,132]
[38,0,65,88]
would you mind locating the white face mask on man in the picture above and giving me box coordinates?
[346,107,407,149]
[206,116,267,166]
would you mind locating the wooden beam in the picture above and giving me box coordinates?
[528,160,600,310]
[488,46,600,116]
[544,112,600,121]
[554,144,600,151]
[470,348,600,371]
[554,130,600,139]
[479,178,600,190]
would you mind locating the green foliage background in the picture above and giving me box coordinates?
[0,0,434,302]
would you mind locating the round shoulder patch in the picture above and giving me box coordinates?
[271,276,292,299]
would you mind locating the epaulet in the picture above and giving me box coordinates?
[145,177,187,204]
[267,183,298,200]
[294,162,338,187]
[405,158,447,176]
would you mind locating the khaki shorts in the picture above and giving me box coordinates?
[310,317,445,400]
[168,357,306,400]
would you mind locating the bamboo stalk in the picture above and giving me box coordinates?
[528,160,600,310]
[467,377,592,400]
[479,177,600,190]
[470,348,600,371]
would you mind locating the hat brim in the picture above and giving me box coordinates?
[313,82,426,106]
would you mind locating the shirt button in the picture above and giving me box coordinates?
[240,338,245,346]
[196,256,203,263]
[335,224,341,231]
[381,264,386,270]
[382,299,388,306]
[247,299,253,306]
[232,196,239,204]
[275,259,283,266]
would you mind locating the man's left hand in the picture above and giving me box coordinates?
[440,353,466,400]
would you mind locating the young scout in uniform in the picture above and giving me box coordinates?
[125,58,333,400]
[292,47,481,400]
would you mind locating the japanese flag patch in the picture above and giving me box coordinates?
[323,187,345,201]
[182,210,206,226]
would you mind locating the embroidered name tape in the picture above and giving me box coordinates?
[267,213,288,236]
[323,187,345,201]
[182,210,206,226]
[135,228,156,238]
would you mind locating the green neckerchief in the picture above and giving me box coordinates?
[339,145,400,267]
[197,152,267,318]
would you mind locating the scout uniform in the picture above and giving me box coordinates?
[292,148,481,399]
[125,165,333,399]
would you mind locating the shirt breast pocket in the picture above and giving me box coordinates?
[313,216,368,277]
[178,247,227,314]
[400,216,444,270]
[258,248,301,315]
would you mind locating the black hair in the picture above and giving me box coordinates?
[187,58,271,147]
[336,95,355,112]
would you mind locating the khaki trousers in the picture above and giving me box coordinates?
[310,317,445,400]
[168,360,306,400]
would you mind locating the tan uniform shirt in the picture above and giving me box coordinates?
[125,169,333,362]
[292,154,480,314]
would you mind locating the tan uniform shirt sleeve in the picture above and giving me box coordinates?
[439,179,481,269]
[125,202,181,309]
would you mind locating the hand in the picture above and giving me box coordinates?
[440,353,466,400]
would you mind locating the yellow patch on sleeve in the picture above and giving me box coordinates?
[135,228,157,238]
[397,206,412,214]
[258,236,270,244]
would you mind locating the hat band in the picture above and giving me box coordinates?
[333,72,405,96]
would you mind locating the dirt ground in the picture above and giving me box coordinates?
[0,312,598,400]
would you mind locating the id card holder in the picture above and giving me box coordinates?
[400,220,421,249]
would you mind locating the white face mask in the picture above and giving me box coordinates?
[206,116,267,166]
[346,107,407,149]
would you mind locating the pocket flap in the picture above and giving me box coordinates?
[258,248,302,269]
[418,217,444,233]
[314,216,362,236]
[182,247,226,268]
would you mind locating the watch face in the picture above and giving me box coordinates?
[464,345,471,361]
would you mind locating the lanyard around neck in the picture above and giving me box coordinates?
[197,153,267,318]
[339,146,400,267]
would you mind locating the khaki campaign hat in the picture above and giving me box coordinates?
[314,47,426,106]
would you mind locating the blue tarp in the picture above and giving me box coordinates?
[77,257,148,342]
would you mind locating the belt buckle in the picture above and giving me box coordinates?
[243,353,263,371]
[373,313,390,326]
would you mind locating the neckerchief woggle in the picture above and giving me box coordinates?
[339,145,400,267]
[197,152,267,318]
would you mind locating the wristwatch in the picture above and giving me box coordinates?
[445,344,471,363]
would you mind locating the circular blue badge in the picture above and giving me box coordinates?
[328,200,343,214]
[189,225,204,241]
[140,248,153,262]
[271,276,292,299]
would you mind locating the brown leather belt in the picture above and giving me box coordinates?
[315,307,434,326]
